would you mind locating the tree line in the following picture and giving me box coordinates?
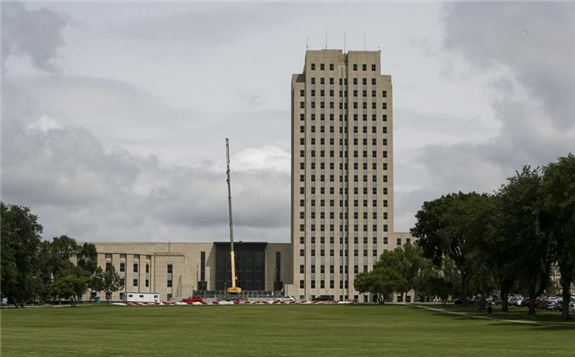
[1,203,123,307]
[355,154,574,320]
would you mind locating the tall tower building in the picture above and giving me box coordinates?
[291,50,394,301]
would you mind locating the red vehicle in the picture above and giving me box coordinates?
[182,296,205,304]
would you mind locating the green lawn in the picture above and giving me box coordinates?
[2,304,574,357]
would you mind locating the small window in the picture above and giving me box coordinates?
[372,64,376,71]
[320,63,325,70]
[362,64,367,71]
[311,63,316,70]
[300,89,305,96]
[139,295,144,298]
[329,63,334,70]
[353,64,358,71]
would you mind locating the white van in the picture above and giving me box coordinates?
[125,293,160,303]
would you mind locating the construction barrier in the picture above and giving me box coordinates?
[113,300,350,307]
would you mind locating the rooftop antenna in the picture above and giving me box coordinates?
[344,32,346,53]
[364,32,366,50]
[306,37,309,50]
[325,30,328,49]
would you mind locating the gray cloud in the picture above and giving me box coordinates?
[2,83,291,243]
[2,2,69,72]
[443,2,575,130]
[394,2,575,232]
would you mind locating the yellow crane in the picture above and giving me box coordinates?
[225,138,241,295]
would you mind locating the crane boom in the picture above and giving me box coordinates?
[226,138,241,294]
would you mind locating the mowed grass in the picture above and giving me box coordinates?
[2,304,575,357]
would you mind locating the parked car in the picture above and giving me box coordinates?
[181,296,205,304]
[454,297,473,305]
[520,298,531,307]
[569,302,575,313]
[312,295,334,302]
[275,296,296,302]
[508,296,523,306]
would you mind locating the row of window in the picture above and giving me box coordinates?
[300,223,388,232]
[309,63,378,72]
[301,236,388,245]
[118,262,150,274]
[300,199,389,208]
[301,138,388,148]
[299,211,389,220]
[299,113,388,122]
[298,237,410,251]
[302,264,377,274]
[301,89,387,98]
[300,101,388,110]
[299,125,389,136]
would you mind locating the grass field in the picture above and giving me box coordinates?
[2,304,574,357]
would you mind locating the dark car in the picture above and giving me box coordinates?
[454,297,473,305]
[312,295,334,302]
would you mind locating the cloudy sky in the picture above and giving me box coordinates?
[2,1,574,243]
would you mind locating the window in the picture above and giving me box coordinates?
[311,281,316,289]
[311,77,316,84]
[311,63,316,70]
[167,293,172,301]
[300,89,305,96]
[300,280,305,288]
[300,102,305,109]
[383,114,387,122]
[146,279,149,287]
[320,63,325,70]
[300,265,305,274]
[382,90,387,97]
[406,238,411,245]
[372,64,376,71]
[146,264,149,274]
[384,237,388,244]
[133,263,138,273]
[300,249,305,257]
[329,63,334,70]
[300,237,305,244]
[397,238,402,246]
[353,64,358,71]
[382,102,387,110]
[133,279,138,287]
[362,64,367,71]
[167,264,173,287]
[120,262,125,272]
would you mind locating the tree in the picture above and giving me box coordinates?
[0,203,43,308]
[354,267,407,304]
[375,244,430,302]
[77,243,100,301]
[542,153,575,320]
[88,267,105,300]
[49,235,79,277]
[411,192,489,307]
[498,166,553,317]
[102,265,123,303]
[50,267,90,307]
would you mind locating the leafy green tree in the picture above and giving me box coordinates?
[0,203,43,307]
[411,192,489,306]
[88,267,105,300]
[77,243,100,301]
[542,153,575,320]
[102,265,123,303]
[354,267,407,304]
[49,235,79,277]
[498,166,553,316]
[375,244,430,302]
[50,267,90,307]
